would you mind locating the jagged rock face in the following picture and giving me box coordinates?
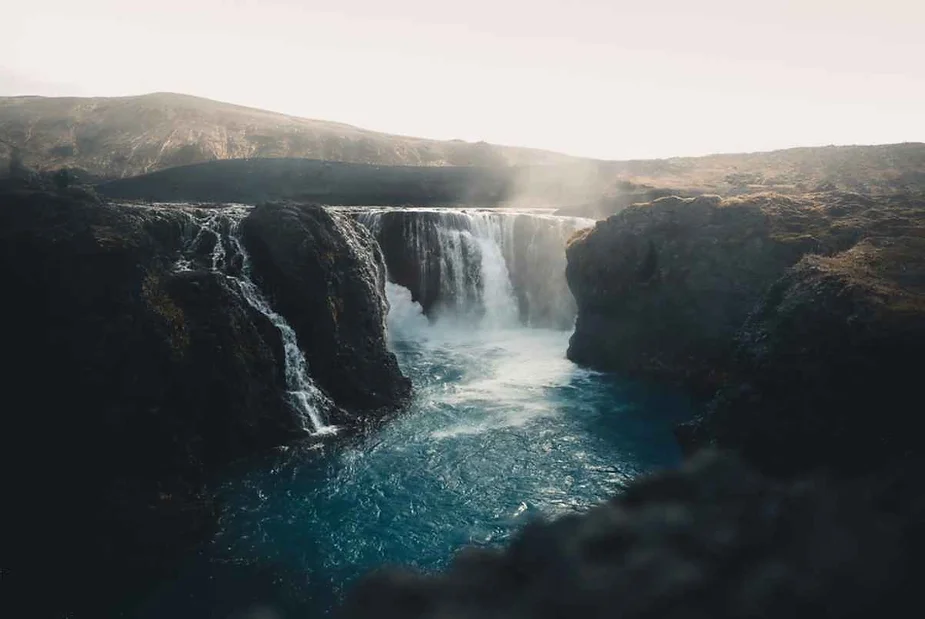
[678,236,925,477]
[565,192,925,395]
[241,203,411,414]
[565,195,812,392]
[339,451,923,619]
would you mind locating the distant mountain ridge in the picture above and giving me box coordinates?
[0,92,583,178]
[2,92,923,205]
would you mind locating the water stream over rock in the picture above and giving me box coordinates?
[177,207,335,434]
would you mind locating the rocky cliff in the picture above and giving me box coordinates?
[566,192,925,395]
[0,189,409,617]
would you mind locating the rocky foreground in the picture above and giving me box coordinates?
[341,190,925,618]
[0,187,409,617]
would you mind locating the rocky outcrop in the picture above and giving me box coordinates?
[241,203,411,414]
[567,195,804,392]
[566,192,925,395]
[340,451,924,619]
[678,235,925,476]
[0,190,410,617]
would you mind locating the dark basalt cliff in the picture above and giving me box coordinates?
[566,195,804,393]
[0,189,409,617]
[241,203,411,415]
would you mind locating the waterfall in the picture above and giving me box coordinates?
[353,208,593,330]
[178,207,336,436]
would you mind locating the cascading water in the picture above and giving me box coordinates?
[354,208,594,329]
[178,207,335,435]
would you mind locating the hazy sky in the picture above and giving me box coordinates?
[3,0,924,159]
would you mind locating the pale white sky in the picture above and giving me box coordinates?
[3,0,924,159]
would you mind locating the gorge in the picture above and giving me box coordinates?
[3,181,924,619]
[128,206,695,617]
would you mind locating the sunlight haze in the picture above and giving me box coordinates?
[3,0,923,159]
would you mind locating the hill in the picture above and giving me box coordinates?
[600,143,925,195]
[0,93,581,178]
[2,93,922,207]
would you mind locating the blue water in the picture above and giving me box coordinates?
[134,316,691,618]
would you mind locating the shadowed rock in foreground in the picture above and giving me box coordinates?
[340,451,923,619]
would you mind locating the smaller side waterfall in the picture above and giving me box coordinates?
[178,208,336,435]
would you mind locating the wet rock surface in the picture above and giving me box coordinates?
[241,203,411,415]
